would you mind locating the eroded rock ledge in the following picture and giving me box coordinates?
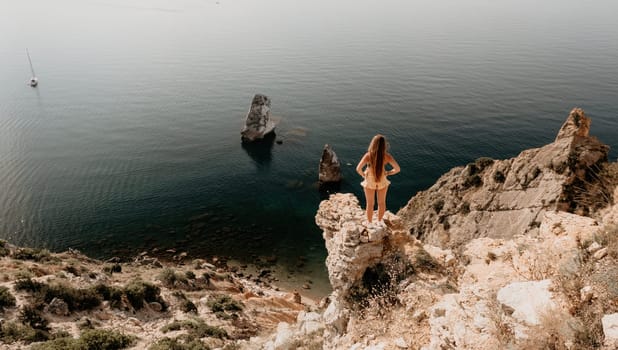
[397,108,611,248]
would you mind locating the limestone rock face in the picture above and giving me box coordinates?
[316,193,410,297]
[241,94,276,142]
[309,189,618,349]
[497,280,556,325]
[315,193,414,347]
[602,313,618,348]
[397,108,609,248]
[319,144,342,184]
[263,312,325,350]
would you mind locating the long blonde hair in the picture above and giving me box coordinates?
[368,134,387,179]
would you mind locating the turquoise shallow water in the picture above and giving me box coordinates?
[1,0,618,293]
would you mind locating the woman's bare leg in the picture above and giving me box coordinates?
[377,186,388,221]
[363,187,376,223]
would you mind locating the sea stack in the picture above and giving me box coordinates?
[319,144,342,185]
[241,94,276,142]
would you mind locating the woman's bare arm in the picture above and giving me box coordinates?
[385,153,401,176]
[356,153,370,177]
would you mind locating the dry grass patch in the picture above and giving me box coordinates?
[553,225,618,349]
[518,309,582,350]
[595,224,618,259]
[570,162,618,215]
[486,294,515,348]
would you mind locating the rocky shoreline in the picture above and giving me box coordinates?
[0,241,321,349]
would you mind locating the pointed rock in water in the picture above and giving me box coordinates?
[241,94,276,142]
[319,144,342,184]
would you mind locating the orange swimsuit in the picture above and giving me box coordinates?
[361,166,390,190]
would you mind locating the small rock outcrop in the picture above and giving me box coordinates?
[316,194,410,298]
[263,311,325,350]
[496,280,556,326]
[318,144,342,185]
[46,297,70,316]
[316,193,418,348]
[241,94,276,142]
[397,107,610,248]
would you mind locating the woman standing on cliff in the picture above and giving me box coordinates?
[356,134,401,224]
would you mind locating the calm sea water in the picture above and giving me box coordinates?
[2,0,618,292]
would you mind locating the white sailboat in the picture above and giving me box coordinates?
[26,49,38,87]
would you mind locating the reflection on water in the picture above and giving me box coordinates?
[318,182,341,200]
[241,132,276,168]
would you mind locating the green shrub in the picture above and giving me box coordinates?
[31,337,82,350]
[158,268,188,288]
[15,269,35,279]
[0,320,50,344]
[14,277,45,293]
[31,329,136,350]
[79,329,136,349]
[42,284,101,311]
[161,318,227,340]
[149,336,208,350]
[0,239,9,257]
[206,294,243,314]
[475,157,495,170]
[19,305,50,331]
[93,284,123,309]
[13,247,53,262]
[161,321,182,333]
[14,279,102,312]
[124,280,167,311]
[53,330,71,339]
[103,264,122,275]
[181,299,198,314]
[0,286,16,311]
[172,291,198,314]
[463,174,483,189]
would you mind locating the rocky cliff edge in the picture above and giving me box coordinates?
[397,108,612,248]
[263,108,618,350]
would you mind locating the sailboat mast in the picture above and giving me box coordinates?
[26,49,36,77]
